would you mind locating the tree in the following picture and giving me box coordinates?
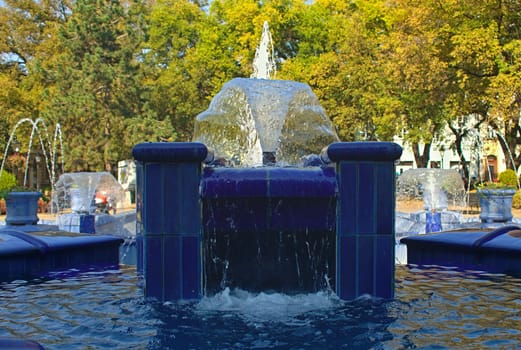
[143,0,214,141]
[433,0,521,173]
[280,0,402,142]
[378,0,453,168]
[45,0,171,172]
[0,0,70,151]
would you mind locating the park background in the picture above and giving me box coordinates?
[1,0,521,193]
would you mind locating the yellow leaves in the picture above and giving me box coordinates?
[451,24,500,76]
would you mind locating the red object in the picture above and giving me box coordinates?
[95,193,108,205]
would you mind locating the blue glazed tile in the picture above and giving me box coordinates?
[337,236,357,300]
[135,161,143,228]
[182,236,201,299]
[0,262,8,279]
[337,161,396,237]
[375,235,394,299]
[337,235,394,299]
[178,165,202,235]
[164,164,186,233]
[356,163,376,235]
[144,163,164,235]
[326,142,403,162]
[136,236,143,274]
[79,214,96,234]
[144,237,164,300]
[8,256,27,277]
[337,162,358,237]
[133,142,208,163]
[356,235,375,295]
[201,168,337,198]
[375,163,395,235]
[163,236,181,301]
[161,163,202,236]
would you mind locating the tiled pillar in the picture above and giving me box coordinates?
[325,142,402,299]
[132,142,210,301]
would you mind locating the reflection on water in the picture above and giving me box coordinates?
[0,265,520,349]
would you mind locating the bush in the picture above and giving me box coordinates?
[0,171,17,198]
[498,169,518,187]
[513,190,521,209]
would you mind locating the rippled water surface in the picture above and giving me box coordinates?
[1,265,520,349]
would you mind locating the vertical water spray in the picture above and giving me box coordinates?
[251,21,276,80]
[0,118,64,196]
[194,21,339,167]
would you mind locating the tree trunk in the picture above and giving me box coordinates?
[411,142,431,168]
[496,120,520,172]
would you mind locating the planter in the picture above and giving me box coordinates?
[5,191,41,225]
[478,188,516,223]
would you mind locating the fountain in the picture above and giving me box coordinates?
[133,23,402,301]
[0,186,123,284]
[396,168,468,233]
[52,172,125,233]
[396,168,521,276]
[194,21,338,167]
[0,118,64,194]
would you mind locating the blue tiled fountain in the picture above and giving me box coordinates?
[0,192,123,282]
[133,77,403,302]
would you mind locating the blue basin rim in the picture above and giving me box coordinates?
[0,229,124,257]
[1,229,50,254]
[472,225,521,247]
[401,225,521,254]
[133,142,209,163]
[326,142,402,162]
[201,166,337,198]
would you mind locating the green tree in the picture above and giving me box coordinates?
[45,0,171,172]
[0,0,71,171]
[280,0,398,142]
[427,0,521,173]
[143,0,213,141]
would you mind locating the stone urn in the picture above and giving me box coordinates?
[478,188,516,223]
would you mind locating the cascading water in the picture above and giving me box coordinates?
[193,78,339,167]
[193,22,339,167]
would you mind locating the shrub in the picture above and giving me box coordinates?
[0,171,17,198]
[498,169,518,187]
[513,190,521,209]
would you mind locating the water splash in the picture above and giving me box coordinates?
[195,287,340,326]
[396,168,466,211]
[0,118,64,193]
[51,172,124,214]
[194,21,339,166]
[251,21,276,80]
[193,78,339,167]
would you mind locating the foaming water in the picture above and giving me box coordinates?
[195,287,341,326]
[0,266,520,349]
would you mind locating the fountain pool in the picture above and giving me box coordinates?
[0,265,520,349]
